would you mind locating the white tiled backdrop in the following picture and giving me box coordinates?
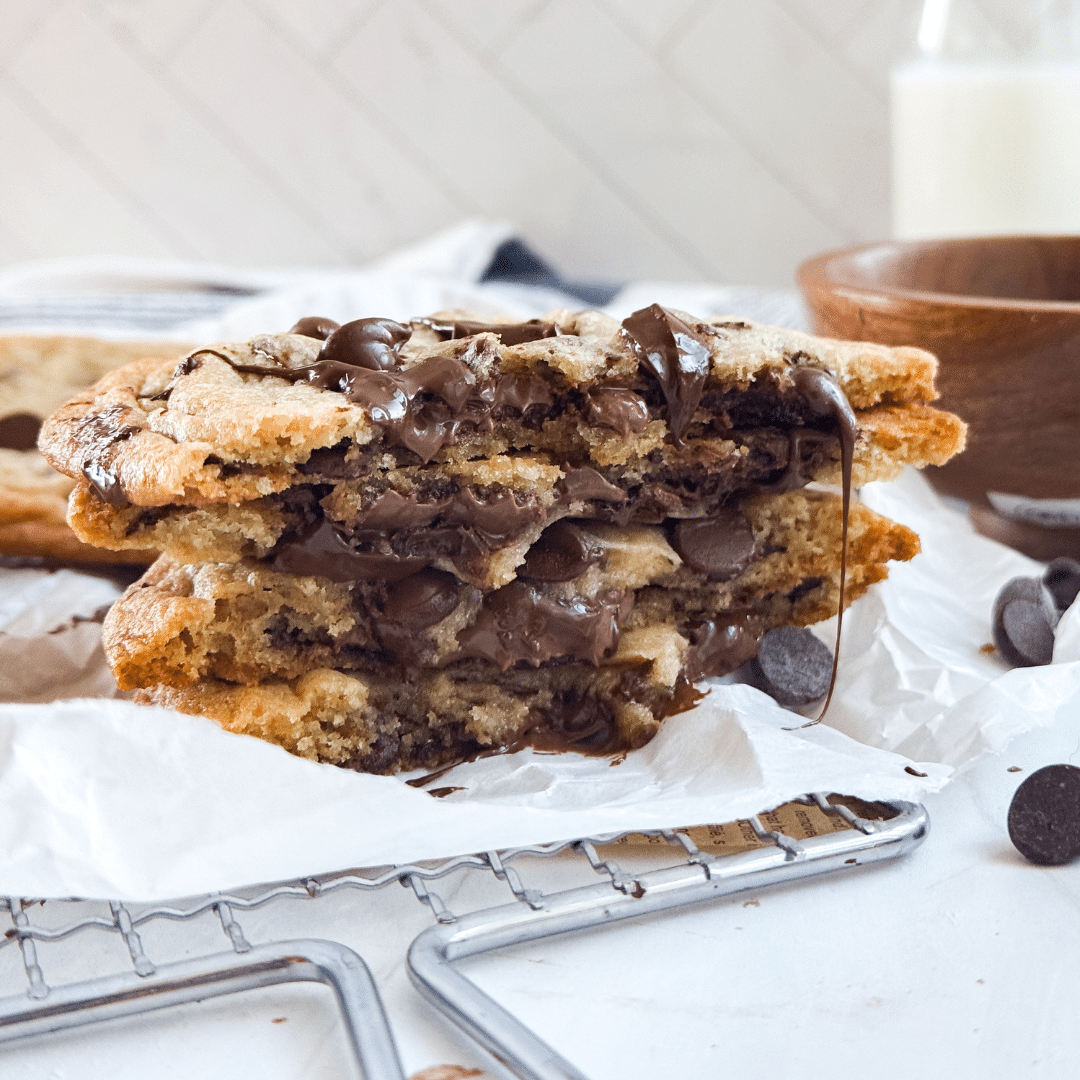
[0,0,928,287]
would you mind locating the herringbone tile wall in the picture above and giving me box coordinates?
[0,0,926,286]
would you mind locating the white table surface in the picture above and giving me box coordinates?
[2,707,1076,1080]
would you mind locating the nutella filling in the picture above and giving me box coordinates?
[683,615,765,682]
[584,388,650,435]
[374,569,462,665]
[270,518,426,583]
[451,582,629,670]
[0,412,42,451]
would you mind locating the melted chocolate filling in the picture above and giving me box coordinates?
[622,304,711,443]
[420,317,560,346]
[78,405,140,507]
[452,582,629,670]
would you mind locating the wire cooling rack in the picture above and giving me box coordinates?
[0,793,928,1080]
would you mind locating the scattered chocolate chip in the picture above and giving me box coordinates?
[991,576,1059,667]
[1008,763,1080,865]
[904,766,928,777]
[288,316,340,341]
[750,626,832,707]
[1043,557,1080,612]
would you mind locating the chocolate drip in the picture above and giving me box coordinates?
[270,518,425,583]
[421,318,560,345]
[683,615,764,682]
[78,405,139,507]
[556,466,626,504]
[452,582,629,670]
[585,387,650,435]
[669,508,757,581]
[789,364,858,724]
[622,304,711,443]
[288,316,340,341]
[0,412,42,451]
[521,522,606,582]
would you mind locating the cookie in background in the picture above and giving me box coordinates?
[0,335,189,566]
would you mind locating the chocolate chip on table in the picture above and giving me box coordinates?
[750,626,833,708]
[1008,764,1080,866]
[1043,557,1080,612]
[991,576,1059,668]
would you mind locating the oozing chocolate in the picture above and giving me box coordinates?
[683,615,764,682]
[452,582,630,670]
[420,317,560,346]
[556,466,626,504]
[669,508,757,581]
[788,364,858,722]
[288,316,340,341]
[270,518,425,583]
[78,405,140,507]
[521,522,606,582]
[585,388,650,435]
[0,412,42,451]
[622,304,711,443]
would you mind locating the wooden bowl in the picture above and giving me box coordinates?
[798,236,1080,560]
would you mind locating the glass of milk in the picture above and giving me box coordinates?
[892,0,1080,238]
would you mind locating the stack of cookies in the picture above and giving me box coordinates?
[40,306,965,773]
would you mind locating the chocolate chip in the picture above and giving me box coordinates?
[521,522,605,583]
[1008,764,1080,865]
[382,569,460,632]
[288,316,340,341]
[669,508,756,581]
[0,412,42,451]
[319,317,411,372]
[992,577,1059,667]
[1044,558,1080,612]
[751,626,832,707]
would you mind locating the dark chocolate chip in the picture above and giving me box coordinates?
[521,522,605,583]
[1044,558,1080,612]
[382,569,460,632]
[319,317,411,372]
[992,577,1059,667]
[0,412,42,451]
[1008,763,1080,865]
[669,508,757,581]
[751,626,832,707]
[288,316,340,341]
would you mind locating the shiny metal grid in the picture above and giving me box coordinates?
[0,794,929,1079]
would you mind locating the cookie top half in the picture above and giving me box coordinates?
[39,306,957,510]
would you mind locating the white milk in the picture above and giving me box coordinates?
[891,62,1080,238]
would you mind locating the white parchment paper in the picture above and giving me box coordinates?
[1,470,1078,900]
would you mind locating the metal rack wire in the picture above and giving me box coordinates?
[0,793,929,1080]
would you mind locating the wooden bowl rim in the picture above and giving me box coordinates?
[797,237,1080,314]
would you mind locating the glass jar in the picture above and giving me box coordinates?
[892,0,1080,238]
